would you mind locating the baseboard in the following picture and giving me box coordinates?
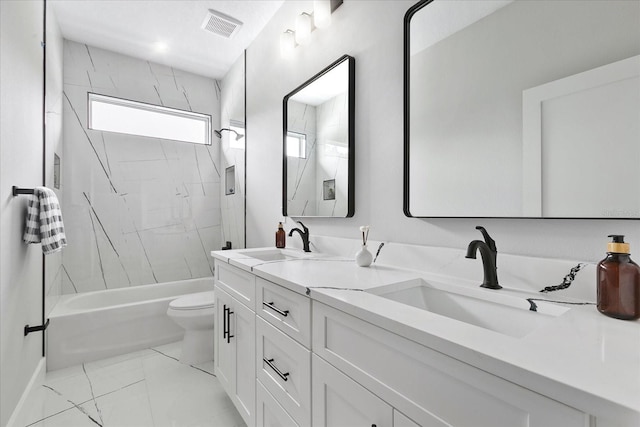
[6,357,46,427]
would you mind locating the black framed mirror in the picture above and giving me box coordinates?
[283,54,355,217]
[404,0,640,219]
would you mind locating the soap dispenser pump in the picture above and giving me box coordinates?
[597,235,640,320]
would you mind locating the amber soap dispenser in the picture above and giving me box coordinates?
[597,235,640,320]
[275,222,286,248]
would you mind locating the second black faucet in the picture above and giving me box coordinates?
[288,221,311,252]
[465,226,501,290]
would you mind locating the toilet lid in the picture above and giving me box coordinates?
[169,291,215,310]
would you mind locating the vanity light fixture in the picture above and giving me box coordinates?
[214,128,244,141]
[280,0,343,57]
[281,29,296,57]
[295,12,313,45]
[313,0,332,28]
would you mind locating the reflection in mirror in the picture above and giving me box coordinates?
[283,55,355,217]
[405,0,640,218]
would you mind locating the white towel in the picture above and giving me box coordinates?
[23,187,67,255]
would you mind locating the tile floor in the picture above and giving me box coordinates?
[24,342,246,427]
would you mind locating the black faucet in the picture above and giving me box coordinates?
[465,226,501,290]
[288,221,311,252]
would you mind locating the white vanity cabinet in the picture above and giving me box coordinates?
[214,262,256,427]
[312,302,589,427]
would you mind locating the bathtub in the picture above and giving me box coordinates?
[47,277,214,371]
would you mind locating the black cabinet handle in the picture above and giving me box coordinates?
[223,304,228,340]
[263,358,290,381]
[226,307,234,343]
[263,301,289,317]
[223,305,234,343]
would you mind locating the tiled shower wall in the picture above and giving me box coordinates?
[60,40,221,294]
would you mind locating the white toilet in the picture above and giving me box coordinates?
[166,291,215,365]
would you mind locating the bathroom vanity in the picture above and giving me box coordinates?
[211,246,640,427]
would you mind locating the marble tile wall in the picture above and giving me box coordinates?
[60,40,221,294]
[286,100,318,215]
[316,92,348,217]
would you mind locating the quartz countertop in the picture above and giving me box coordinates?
[211,248,640,424]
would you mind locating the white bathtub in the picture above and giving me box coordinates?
[47,277,214,371]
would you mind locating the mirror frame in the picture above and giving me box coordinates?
[403,0,433,218]
[403,0,640,220]
[282,54,355,217]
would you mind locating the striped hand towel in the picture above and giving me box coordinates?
[23,187,67,255]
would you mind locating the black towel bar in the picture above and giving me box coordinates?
[12,186,35,196]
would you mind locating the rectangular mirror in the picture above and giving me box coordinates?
[404,0,640,218]
[283,55,355,217]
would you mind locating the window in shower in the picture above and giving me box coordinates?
[88,93,212,145]
[286,131,306,158]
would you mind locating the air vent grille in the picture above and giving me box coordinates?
[202,9,243,39]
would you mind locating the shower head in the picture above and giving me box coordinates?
[214,128,244,141]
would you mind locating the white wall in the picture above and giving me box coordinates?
[245,0,639,262]
[0,0,45,424]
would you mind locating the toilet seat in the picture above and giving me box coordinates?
[169,291,215,310]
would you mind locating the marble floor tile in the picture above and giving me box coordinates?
[25,341,246,427]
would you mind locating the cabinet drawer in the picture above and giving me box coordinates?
[257,317,311,426]
[215,261,255,309]
[394,410,422,427]
[256,277,311,347]
[313,302,588,427]
[257,380,300,427]
[312,354,393,427]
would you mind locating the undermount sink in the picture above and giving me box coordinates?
[367,278,569,338]
[238,249,308,262]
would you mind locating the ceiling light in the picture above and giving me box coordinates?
[313,0,331,28]
[295,13,312,45]
[153,42,169,52]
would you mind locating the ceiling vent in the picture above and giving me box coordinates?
[201,9,243,39]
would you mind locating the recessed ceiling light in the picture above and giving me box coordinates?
[154,41,169,52]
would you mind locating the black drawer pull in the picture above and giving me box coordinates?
[263,301,289,317]
[264,358,290,381]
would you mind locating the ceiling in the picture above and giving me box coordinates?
[50,0,284,80]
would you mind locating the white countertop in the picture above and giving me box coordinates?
[212,248,640,423]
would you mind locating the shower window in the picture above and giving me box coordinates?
[286,131,306,158]
[88,93,212,145]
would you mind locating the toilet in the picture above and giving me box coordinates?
[166,291,215,365]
